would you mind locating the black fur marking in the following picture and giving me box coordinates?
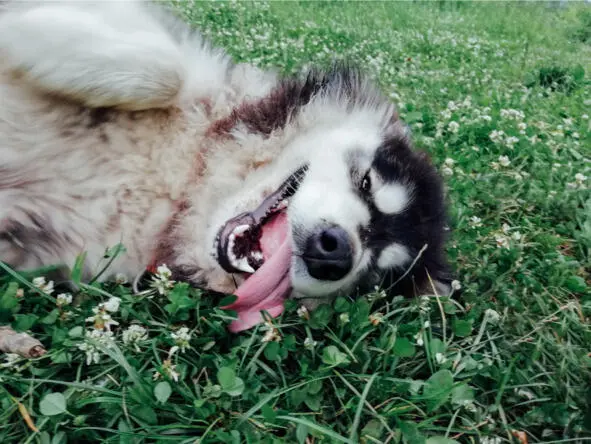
[208,62,394,138]
[358,133,451,296]
[86,108,112,128]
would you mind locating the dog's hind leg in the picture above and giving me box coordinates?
[0,2,229,110]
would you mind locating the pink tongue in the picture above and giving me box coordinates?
[224,213,292,332]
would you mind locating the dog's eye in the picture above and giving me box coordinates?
[360,171,372,194]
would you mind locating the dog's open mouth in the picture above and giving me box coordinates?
[214,165,308,332]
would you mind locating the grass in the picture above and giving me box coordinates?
[1,1,590,443]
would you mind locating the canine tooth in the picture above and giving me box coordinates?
[232,256,255,274]
[232,224,250,236]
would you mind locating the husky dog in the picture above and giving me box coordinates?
[0,1,451,333]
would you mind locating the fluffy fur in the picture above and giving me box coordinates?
[0,0,452,326]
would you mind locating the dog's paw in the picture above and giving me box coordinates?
[0,2,186,110]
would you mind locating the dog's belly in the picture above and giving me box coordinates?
[0,78,201,279]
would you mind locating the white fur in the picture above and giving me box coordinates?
[0,1,236,110]
[377,244,410,269]
[374,182,411,215]
[0,0,424,306]
[0,0,277,287]
[286,124,381,297]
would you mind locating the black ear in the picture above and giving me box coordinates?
[415,150,432,163]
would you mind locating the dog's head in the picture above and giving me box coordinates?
[197,65,450,331]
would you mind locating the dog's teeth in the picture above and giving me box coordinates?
[251,251,264,261]
[228,234,235,255]
[232,256,255,273]
[277,199,288,210]
[232,224,250,236]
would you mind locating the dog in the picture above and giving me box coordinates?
[0,0,451,334]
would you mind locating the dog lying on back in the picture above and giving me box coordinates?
[0,0,451,332]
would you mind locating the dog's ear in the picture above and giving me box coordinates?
[415,150,432,163]
[383,114,411,143]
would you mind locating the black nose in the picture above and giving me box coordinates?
[302,226,353,281]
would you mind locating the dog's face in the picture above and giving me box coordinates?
[287,123,447,303]
[200,67,450,331]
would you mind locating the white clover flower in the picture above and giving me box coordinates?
[103,296,121,313]
[512,231,522,241]
[440,109,452,120]
[498,155,511,167]
[528,135,540,144]
[153,359,180,383]
[77,329,115,365]
[122,324,148,352]
[15,288,24,298]
[435,352,447,364]
[563,117,573,127]
[152,278,174,296]
[495,235,510,249]
[419,296,431,313]
[444,158,455,167]
[369,312,384,326]
[447,121,460,134]
[367,286,387,301]
[451,280,462,291]
[489,129,505,143]
[1,353,21,369]
[575,173,587,185]
[32,276,54,295]
[170,327,192,352]
[414,332,424,346]
[32,276,46,288]
[481,437,502,444]
[56,293,73,307]
[304,337,318,350]
[470,216,483,228]
[262,327,281,343]
[484,308,501,324]
[156,264,172,279]
[480,114,492,122]
[582,114,589,120]
[505,136,519,148]
[339,313,350,324]
[86,306,119,332]
[297,305,309,319]
[500,108,525,121]
[442,166,454,177]
[151,264,175,295]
